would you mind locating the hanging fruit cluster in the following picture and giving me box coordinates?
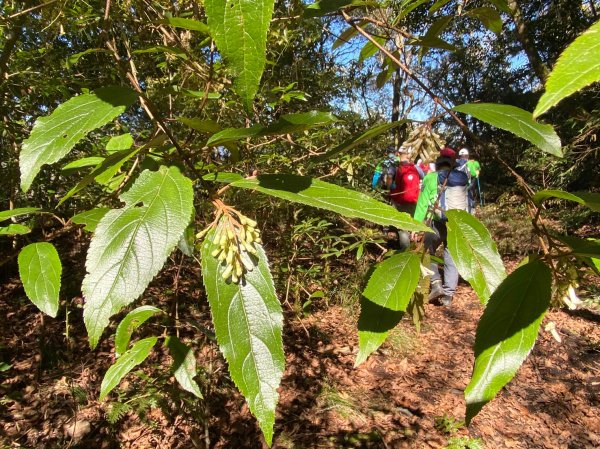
[402,124,445,162]
[197,200,262,283]
[552,259,583,309]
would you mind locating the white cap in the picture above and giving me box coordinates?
[398,146,410,154]
[459,148,469,156]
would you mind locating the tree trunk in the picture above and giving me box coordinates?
[507,0,549,83]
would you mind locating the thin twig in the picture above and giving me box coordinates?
[8,0,61,19]
[342,11,534,198]
[102,0,203,182]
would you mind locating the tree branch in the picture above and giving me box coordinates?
[342,11,535,198]
[101,0,202,180]
[507,0,549,83]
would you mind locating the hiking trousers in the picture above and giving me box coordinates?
[424,220,458,298]
[393,203,417,251]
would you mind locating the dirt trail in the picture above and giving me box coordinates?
[1,269,599,448]
[263,285,600,449]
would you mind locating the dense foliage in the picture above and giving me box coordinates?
[1,0,599,445]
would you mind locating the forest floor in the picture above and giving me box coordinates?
[1,244,599,449]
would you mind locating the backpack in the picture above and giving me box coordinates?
[455,158,472,183]
[372,157,397,190]
[434,169,469,221]
[391,163,420,205]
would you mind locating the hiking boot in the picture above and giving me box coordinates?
[429,280,444,302]
[440,295,453,307]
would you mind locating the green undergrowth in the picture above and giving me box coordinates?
[435,414,485,449]
[477,200,540,256]
[379,325,421,359]
[316,380,365,421]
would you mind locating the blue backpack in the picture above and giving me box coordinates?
[372,156,397,189]
[436,169,469,220]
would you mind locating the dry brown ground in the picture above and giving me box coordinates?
[0,261,599,449]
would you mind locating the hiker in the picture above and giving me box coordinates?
[389,146,421,251]
[413,150,469,306]
[457,148,481,213]
[439,146,456,159]
[415,158,432,180]
[371,149,398,190]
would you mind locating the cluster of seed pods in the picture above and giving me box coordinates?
[197,202,262,283]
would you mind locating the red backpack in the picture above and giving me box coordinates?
[391,163,420,205]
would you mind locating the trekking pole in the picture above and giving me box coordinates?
[477,178,484,206]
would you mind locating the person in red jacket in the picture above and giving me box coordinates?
[389,146,422,251]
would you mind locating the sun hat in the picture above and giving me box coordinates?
[440,147,456,158]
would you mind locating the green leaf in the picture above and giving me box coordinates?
[358,37,386,64]
[0,224,31,236]
[465,259,551,423]
[555,234,600,258]
[533,189,600,212]
[203,172,245,185]
[424,15,453,36]
[205,0,275,111]
[115,306,162,357]
[0,207,41,222]
[201,226,284,445]
[178,224,196,257]
[355,297,404,367]
[178,117,222,134]
[18,243,62,318]
[207,124,263,146]
[417,16,454,60]
[410,35,456,51]
[446,210,506,304]
[355,252,421,366]
[62,157,106,173]
[429,0,451,14]
[157,17,210,34]
[228,174,430,232]
[534,20,600,118]
[453,103,562,157]
[100,337,157,400]
[71,208,110,232]
[163,86,221,100]
[304,0,376,17]
[261,111,338,135]
[58,146,140,206]
[106,133,134,154]
[375,65,395,89]
[82,166,194,348]
[133,46,188,60]
[397,0,428,20]
[206,111,338,146]
[362,252,421,311]
[20,86,137,192]
[332,25,362,50]
[65,48,111,68]
[165,336,203,398]
[312,120,408,163]
[466,7,503,35]
[487,0,511,14]
[573,192,600,212]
